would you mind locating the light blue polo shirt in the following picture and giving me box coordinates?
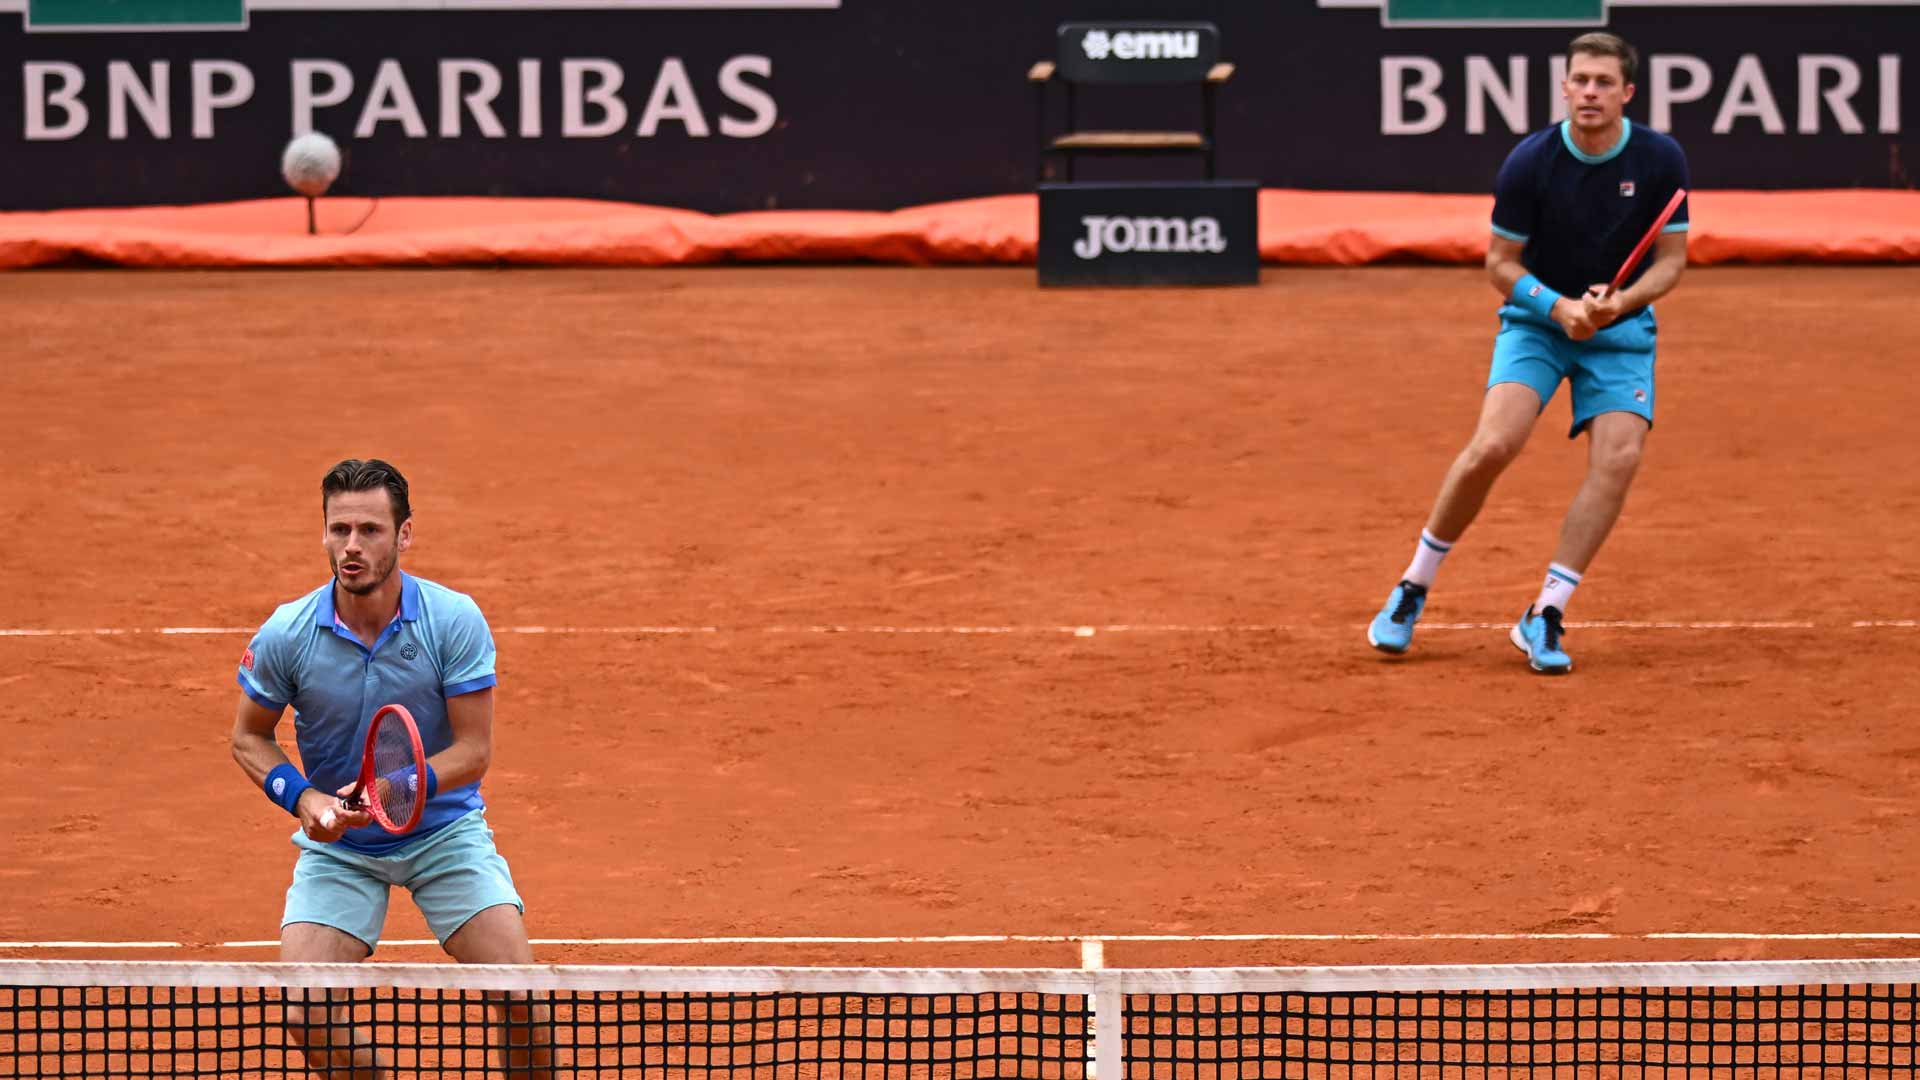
[238,572,497,855]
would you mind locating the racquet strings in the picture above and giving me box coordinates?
[370,714,421,828]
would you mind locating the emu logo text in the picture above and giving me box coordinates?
[1080,30,1200,62]
[1074,215,1229,259]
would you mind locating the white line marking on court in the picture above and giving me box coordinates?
[1080,941,1105,969]
[0,628,252,637]
[5,620,1910,639]
[0,942,185,949]
[13,932,1920,951]
[509,626,720,635]
[1424,620,1822,630]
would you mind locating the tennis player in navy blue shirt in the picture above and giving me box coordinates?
[1368,32,1690,675]
[231,459,549,1075]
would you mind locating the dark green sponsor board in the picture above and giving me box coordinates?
[29,0,245,30]
[1386,0,1604,25]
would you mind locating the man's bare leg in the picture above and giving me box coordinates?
[445,905,553,1079]
[1371,382,1545,654]
[281,923,388,1080]
[1551,410,1650,573]
[1509,410,1650,673]
[1425,383,1549,542]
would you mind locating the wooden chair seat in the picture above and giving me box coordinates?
[1052,131,1207,151]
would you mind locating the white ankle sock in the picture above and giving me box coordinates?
[1402,529,1454,587]
[1534,562,1582,614]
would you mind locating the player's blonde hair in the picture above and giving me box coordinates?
[1569,32,1637,86]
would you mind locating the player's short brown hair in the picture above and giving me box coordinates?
[1569,32,1637,86]
[322,458,412,526]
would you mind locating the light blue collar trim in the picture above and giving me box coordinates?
[398,571,420,621]
[1560,117,1631,164]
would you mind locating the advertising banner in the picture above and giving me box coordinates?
[1038,180,1258,286]
[3,0,1913,210]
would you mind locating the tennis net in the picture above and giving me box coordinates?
[2,957,1917,1077]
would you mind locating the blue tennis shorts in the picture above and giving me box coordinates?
[1487,302,1657,438]
[282,809,523,950]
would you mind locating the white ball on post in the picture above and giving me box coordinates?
[280,132,343,236]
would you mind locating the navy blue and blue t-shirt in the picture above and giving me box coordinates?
[1492,118,1691,312]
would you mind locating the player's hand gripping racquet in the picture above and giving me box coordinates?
[1605,187,1687,298]
[320,703,428,835]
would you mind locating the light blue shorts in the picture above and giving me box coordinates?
[283,809,523,951]
[1487,303,1657,438]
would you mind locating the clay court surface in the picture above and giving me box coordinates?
[2,266,1916,971]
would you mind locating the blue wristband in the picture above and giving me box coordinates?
[263,763,312,817]
[1510,273,1564,320]
[380,763,438,801]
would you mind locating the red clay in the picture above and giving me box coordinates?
[1,266,1916,969]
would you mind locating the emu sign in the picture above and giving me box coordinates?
[1056,21,1219,85]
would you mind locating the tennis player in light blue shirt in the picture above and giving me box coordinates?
[230,460,545,1072]
[239,563,496,855]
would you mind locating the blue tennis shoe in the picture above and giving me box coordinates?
[1510,605,1572,674]
[1367,580,1428,655]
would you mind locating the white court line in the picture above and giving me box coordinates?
[0,941,185,949]
[12,932,1920,950]
[0,626,255,634]
[3,620,1911,638]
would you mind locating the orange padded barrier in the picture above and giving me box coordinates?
[2,189,1916,269]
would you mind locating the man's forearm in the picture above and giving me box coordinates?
[232,730,293,788]
[426,740,491,793]
[1487,256,1527,296]
[1616,253,1684,309]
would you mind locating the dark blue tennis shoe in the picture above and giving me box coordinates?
[1367,580,1428,655]
[1510,605,1572,674]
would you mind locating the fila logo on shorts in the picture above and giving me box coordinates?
[1620,182,1637,196]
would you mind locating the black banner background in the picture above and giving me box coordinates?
[3,1,1914,210]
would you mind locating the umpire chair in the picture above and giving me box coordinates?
[1028,21,1235,183]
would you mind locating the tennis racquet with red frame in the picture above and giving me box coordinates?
[1605,187,1687,297]
[320,703,428,835]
